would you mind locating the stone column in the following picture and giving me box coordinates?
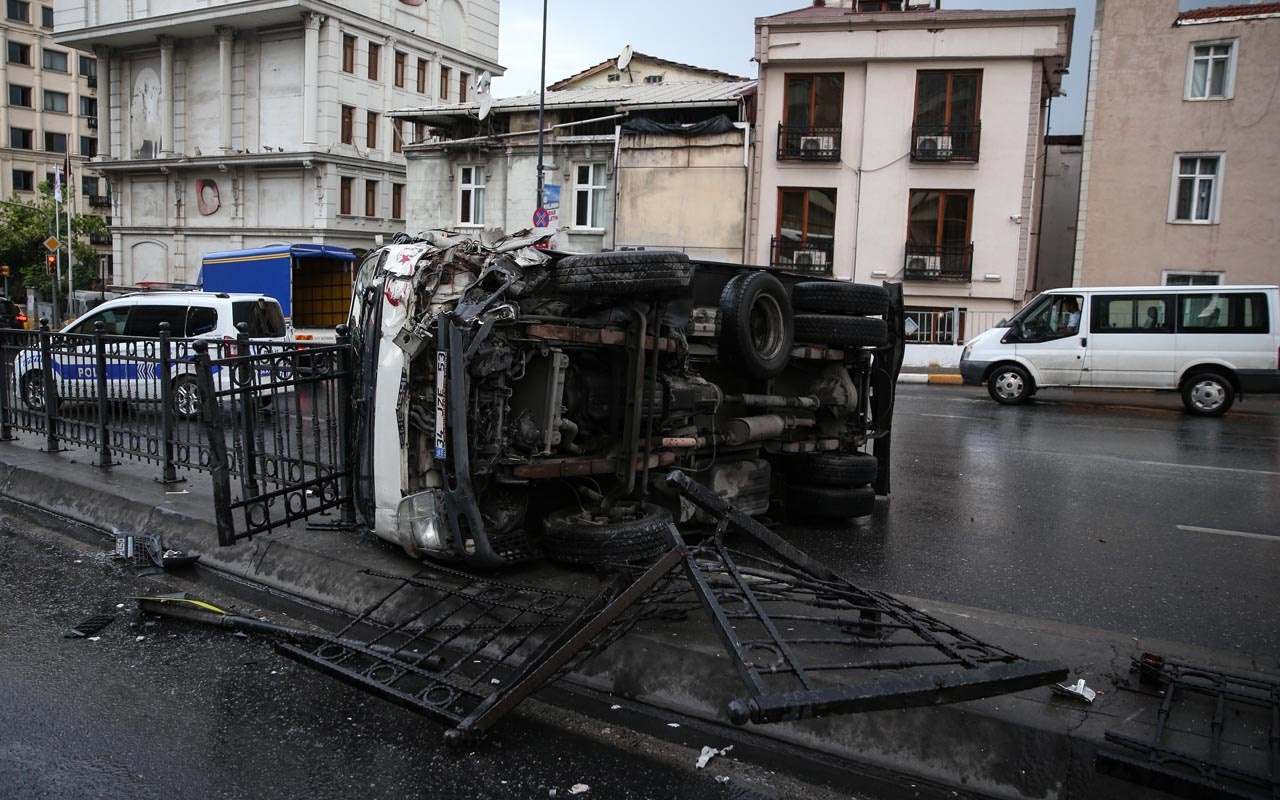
[302,13,323,145]
[217,26,234,153]
[94,46,112,160]
[158,36,174,156]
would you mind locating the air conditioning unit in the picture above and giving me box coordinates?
[907,0,934,9]
[793,249,828,267]
[915,135,953,158]
[906,254,941,274]
[799,135,835,155]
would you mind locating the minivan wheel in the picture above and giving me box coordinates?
[173,375,202,420]
[1181,371,1234,417]
[987,364,1032,405]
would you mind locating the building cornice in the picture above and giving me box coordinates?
[91,150,406,174]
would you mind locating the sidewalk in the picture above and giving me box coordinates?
[0,433,1272,800]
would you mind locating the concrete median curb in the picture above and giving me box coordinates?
[1,442,1270,800]
[897,372,963,384]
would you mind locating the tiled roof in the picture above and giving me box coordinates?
[1175,3,1280,24]
[548,52,750,91]
[390,81,756,120]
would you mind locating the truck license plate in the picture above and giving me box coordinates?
[433,351,448,460]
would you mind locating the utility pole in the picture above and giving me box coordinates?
[535,0,548,212]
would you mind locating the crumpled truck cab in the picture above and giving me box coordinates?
[348,230,904,568]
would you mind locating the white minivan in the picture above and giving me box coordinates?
[960,286,1280,416]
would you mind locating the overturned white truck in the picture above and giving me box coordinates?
[347,230,904,568]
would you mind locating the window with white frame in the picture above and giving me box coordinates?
[1169,154,1223,224]
[458,165,485,226]
[1185,40,1237,100]
[1163,271,1223,286]
[573,163,607,228]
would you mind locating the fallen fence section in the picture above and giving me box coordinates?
[239,472,1067,743]
[1097,653,1279,800]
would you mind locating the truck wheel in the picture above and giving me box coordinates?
[554,252,693,296]
[987,364,1032,405]
[1181,371,1234,417]
[787,453,877,487]
[785,484,876,521]
[541,502,672,566]
[791,282,889,316]
[793,314,887,348]
[719,271,793,379]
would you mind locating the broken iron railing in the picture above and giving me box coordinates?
[149,471,1067,744]
[1097,653,1279,800]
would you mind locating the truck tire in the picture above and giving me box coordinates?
[793,314,887,348]
[787,453,877,487]
[785,484,876,521]
[541,502,672,566]
[555,252,693,296]
[791,282,888,316]
[719,271,794,379]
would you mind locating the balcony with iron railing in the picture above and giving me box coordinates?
[910,122,981,162]
[89,194,112,208]
[770,236,835,274]
[89,231,112,245]
[777,124,842,162]
[903,241,974,281]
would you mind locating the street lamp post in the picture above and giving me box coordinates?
[535,0,548,213]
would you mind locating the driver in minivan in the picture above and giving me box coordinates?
[1061,298,1081,334]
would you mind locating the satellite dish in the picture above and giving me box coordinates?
[616,45,633,72]
[475,70,494,120]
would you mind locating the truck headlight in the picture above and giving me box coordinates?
[397,489,450,555]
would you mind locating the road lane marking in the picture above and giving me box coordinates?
[919,413,989,421]
[1137,460,1280,477]
[1176,525,1277,542]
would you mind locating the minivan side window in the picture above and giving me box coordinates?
[1091,295,1170,333]
[68,307,130,335]
[123,305,188,337]
[186,306,218,336]
[1010,294,1083,341]
[1177,293,1269,334]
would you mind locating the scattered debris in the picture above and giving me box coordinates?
[667,723,681,728]
[1052,679,1097,703]
[715,776,730,784]
[65,614,114,639]
[568,785,589,795]
[696,745,733,768]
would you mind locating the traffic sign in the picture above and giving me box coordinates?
[43,236,61,252]
[532,207,549,228]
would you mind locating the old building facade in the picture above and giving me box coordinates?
[748,1,1073,342]
[53,0,500,287]
[1074,0,1280,287]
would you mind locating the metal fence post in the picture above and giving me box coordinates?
[156,321,183,484]
[0,328,13,442]
[236,323,262,500]
[334,323,356,525]
[93,321,113,467]
[195,340,236,546]
[39,318,62,453]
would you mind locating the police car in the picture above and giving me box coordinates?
[14,291,288,418]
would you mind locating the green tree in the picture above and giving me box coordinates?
[0,182,108,306]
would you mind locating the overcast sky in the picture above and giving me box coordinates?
[493,1,1228,136]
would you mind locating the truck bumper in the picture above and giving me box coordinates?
[960,360,990,386]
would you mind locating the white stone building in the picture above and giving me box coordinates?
[749,1,1073,343]
[52,0,501,287]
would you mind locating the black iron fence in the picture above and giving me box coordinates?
[910,122,981,162]
[903,241,974,281]
[777,123,842,161]
[770,236,835,274]
[0,321,353,541]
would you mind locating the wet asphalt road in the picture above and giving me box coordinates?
[784,385,1280,659]
[0,504,854,800]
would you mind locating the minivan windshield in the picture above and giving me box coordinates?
[233,299,286,337]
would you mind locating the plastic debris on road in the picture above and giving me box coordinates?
[1052,678,1097,703]
[696,745,733,768]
